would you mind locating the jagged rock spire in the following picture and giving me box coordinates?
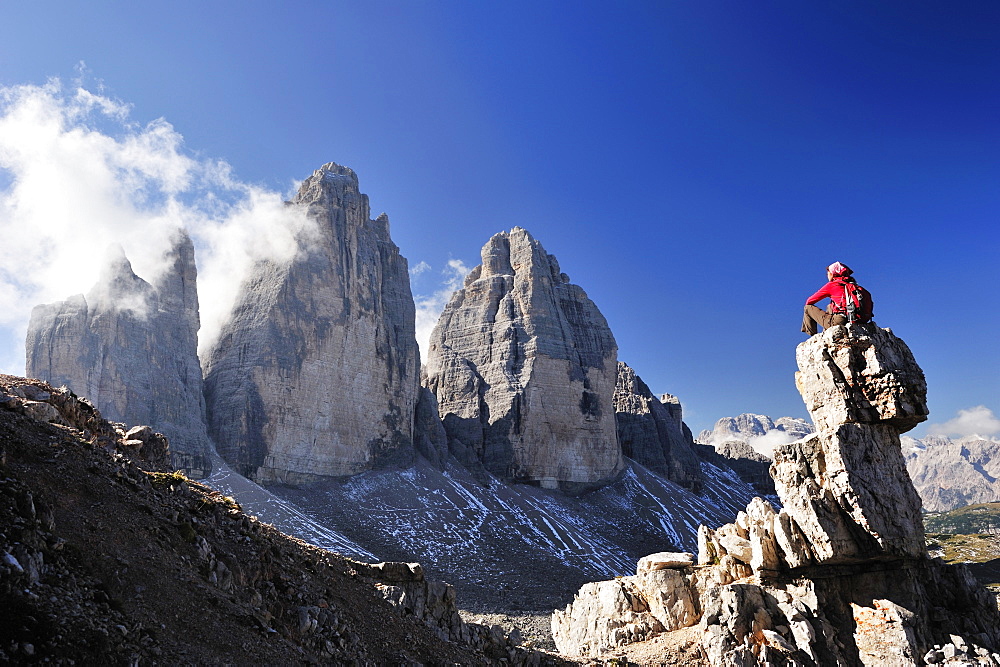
[554,324,1000,663]
[613,361,702,490]
[203,163,419,483]
[26,231,213,475]
[423,227,623,492]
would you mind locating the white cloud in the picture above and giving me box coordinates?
[927,406,1000,439]
[409,260,431,277]
[745,430,800,458]
[414,259,470,362]
[0,79,315,373]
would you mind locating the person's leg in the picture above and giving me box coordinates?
[802,305,824,335]
[820,310,848,330]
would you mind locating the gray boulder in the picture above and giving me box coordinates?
[203,163,419,484]
[553,324,1000,664]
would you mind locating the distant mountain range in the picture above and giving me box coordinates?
[697,412,1000,513]
[904,435,1000,512]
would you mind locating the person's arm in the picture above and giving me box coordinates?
[805,282,834,305]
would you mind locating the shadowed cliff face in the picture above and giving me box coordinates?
[614,361,703,491]
[554,324,1000,665]
[203,163,420,484]
[25,233,212,475]
[423,227,623,492]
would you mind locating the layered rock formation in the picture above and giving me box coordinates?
[614,362,702,490]
[423,227,623,492]
[203,164,420,484]
[25,234,212,475]
[554,324,1000,665]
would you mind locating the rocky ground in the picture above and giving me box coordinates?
[0,375,570,665]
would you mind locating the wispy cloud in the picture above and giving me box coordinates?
[702,425,802,458]
[409,260,431,277]
[927,406,1000,439]
[746,430,800,458]
[0,79,316,371]
[413,259,470,362]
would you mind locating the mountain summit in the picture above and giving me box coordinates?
[203,163,421,483]
[25,232,212,475]
[423,227,623,493]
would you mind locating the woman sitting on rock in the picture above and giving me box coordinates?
[801,262,873,335]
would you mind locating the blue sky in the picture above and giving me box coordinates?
[0,1,997,437]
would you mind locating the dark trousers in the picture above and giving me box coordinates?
[802,304,847,335]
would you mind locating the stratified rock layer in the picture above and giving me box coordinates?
[25,234,212,475]
[423,227,623,491]
[203,164,419,483]
[553,324,1000,665]
[614,362,701,490]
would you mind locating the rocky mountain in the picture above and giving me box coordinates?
[423,227,623,493]
[905,435,1000,511]
[697,413,813,453]
[203,163,421,484]
[18,163,807,652]
[25,233,212,476]
[693,414,813,496]
[553,323,1000,665]
[0,374,558,665]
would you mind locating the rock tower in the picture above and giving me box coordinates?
[25,233,212,475]
[614,361,702,490]
[203,163,420,483]
[423,227,623,492]
[554,324,1000,664]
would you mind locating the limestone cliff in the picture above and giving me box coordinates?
[25,234,212,475]
[614,362,702,490]
[423,227,623,492]
[554,323,1000,665]
[203,164,419,484]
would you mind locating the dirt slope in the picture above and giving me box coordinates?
[0,375,563,665]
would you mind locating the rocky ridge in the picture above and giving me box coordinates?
[552,324,1000,665]
[0,374,561,665]
[25,234,212,476]
[614,361,702,490]
[204,164,421,484]
[423,227,623,492]
[697,414,813,451]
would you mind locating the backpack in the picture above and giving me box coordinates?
[836,277,873,324]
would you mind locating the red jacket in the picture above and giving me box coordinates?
[806,280,849,313]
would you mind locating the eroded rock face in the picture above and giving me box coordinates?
[795,324,928,433]
[553,324,1000,664]
[614,362,702,490]
[423,227,623,491]
[203,164,419,484]
[25,234,212,476]
[771,423,926,565]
